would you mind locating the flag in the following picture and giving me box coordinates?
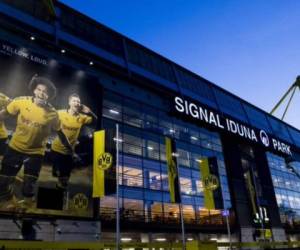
[244,170,258,217]
[93,129,116,198]
[165,137,181,203]
[200,157,223,209]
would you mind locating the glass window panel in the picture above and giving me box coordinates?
[100,196,117,219]
[213,88,248,122]
[267,152,300,224]
[121,166,143,187]
[195,180,204,195]
[177,149,190,167]
[288,126,300,145]
[127,42,177,83]
[144,140,160,160]
[267,116,293,142]
[182,205,196,222]
[164,203,180,222]
[161,173,169,191]
[176,67,217,108]
[145,190,163,202]
[123,142,142,156]
[149,171,162,190]
[243,103,272,132]
[122,198,143,210]
[180,177,193,195]
[150,202,163,222]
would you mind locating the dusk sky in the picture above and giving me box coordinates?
[60,0,300,129]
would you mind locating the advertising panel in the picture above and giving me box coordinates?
[0,40,102,218]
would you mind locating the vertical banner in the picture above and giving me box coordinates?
[104,128,117,196]
[165,137,181,203]
[93,130,105,198]
[244,170,258,216]
[200,157,223,209]
[93,129,116,198]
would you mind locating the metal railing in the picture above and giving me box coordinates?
[99,207,235,228]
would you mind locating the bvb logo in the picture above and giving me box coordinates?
[73,193,89,210]
[97,152,113,170]
[204,174,219,191]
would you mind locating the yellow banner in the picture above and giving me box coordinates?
[93,130,105,198]
[165,137,178,203]
[200,158,215,209]
[244,170,258,215]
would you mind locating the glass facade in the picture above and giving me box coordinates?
[3,0,300,241]
[267,152,300,228]
[100,90,232,227]
[2,0,300,148]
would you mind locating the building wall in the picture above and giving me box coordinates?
[1,0,300,241]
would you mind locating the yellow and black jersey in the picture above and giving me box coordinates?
[0,92,10,139]
[51,109,92,155]
[7,96,60,155]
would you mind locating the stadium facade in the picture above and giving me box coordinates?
[0,0,300,244]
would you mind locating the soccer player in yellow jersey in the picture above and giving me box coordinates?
[0,76,74,203]
[0,92,11,155]
[51,93,97,189]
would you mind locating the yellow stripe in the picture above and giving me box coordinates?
[92,130,105,198]
[200,158,215,209]
[165,137,176,203]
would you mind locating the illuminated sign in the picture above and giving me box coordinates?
[174,96,292,156]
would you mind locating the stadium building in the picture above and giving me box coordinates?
[0,0,300,245]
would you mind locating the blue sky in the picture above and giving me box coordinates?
[60,0,300,128]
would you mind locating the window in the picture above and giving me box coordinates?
[213,88,248,122]
[126,41,177,83]
[3,0,54,22]
[150,202,163,222]
[267,152,300,224]
[267,117,293,142]
[164,203,180,222]
[60,7,124,56]
[287,126,300,145]
[243,103,272,132]
[182,205,196,222]
[175,67,217,108]
[101,90,233,221]
[180,177,193,195]
[122,198,144,220]
[121,166,143,187]
[149,171,162,190]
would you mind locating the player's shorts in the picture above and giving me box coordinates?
[51,150,73,178]
[1,147,43,178]
[0,138,7,155]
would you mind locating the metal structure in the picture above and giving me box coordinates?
[270,76,300,120]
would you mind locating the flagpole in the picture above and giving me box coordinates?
[177,167,186,250]
[116,123,120,250]
[168,138,186,250]
[179,203,186,250]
